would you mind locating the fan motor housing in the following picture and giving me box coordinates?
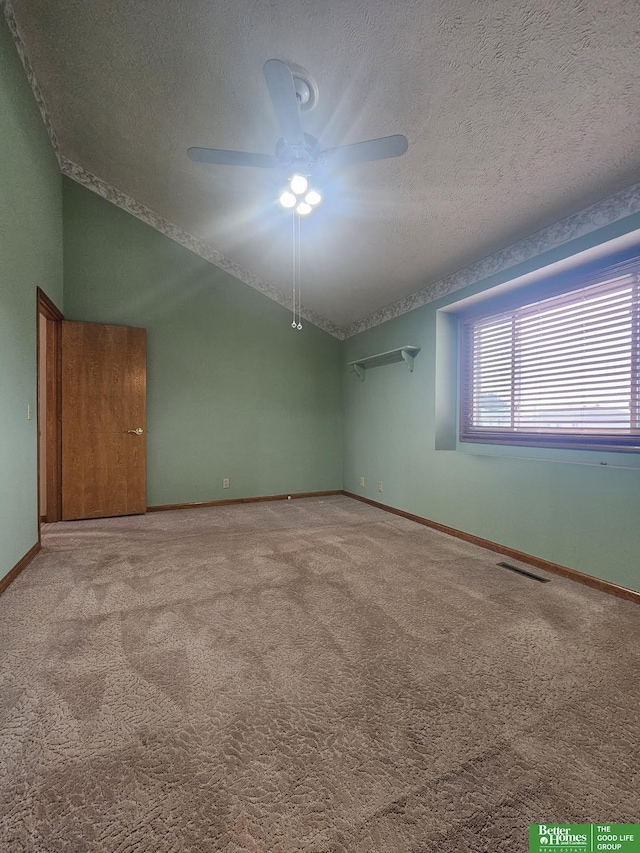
[275,133,319,171]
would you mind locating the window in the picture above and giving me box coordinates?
[460,261,640,451]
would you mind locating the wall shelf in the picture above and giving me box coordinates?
[349,346,421,380]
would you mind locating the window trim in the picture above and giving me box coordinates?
[458,255,640,453]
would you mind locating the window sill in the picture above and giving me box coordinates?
[454,441,640,471]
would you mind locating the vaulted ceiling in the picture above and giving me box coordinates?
[8,0,640,335]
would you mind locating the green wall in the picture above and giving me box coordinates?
[62,179,342,506]
[343,220,640,592]
[3,1,639,594]
[0,14,63,582]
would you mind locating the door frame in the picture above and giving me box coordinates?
[37,288,63,524]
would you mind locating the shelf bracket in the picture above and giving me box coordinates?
[353,363,365,381]
[400,349,415,372]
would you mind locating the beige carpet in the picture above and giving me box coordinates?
[1,495,638,852]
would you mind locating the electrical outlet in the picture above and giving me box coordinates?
[378,481,384,492]
[223,478,230,489]
[359,476,365,487]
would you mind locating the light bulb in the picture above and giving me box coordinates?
[290,174,308,195]
[279,190,296,209]
[296,202,312,215]
[305,189,322,206]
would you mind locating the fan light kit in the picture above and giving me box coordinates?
[187,58,409,328]
[280,174,321,215]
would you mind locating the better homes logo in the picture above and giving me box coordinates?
[529,825,640,853]
[534,825,588,850]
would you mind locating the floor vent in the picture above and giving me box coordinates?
[497,562,550,583]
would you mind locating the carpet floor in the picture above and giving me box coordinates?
[0,495,638,852]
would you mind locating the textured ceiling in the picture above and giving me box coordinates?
[8,0,640,332]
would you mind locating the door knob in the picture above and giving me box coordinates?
[126,428,144,435]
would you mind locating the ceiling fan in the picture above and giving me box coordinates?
[187,59,408,187]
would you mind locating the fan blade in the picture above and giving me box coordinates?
[187,147,276,168]
[320,134,408,168]
[263,59,305,148]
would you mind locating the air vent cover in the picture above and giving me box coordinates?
[497,562,550,583]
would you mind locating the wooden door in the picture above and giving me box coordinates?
[61,321,146,520]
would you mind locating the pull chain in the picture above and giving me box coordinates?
[291,209,297,329]
[297,212,302,330]
[291,210,303,330]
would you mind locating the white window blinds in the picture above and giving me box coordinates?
[460,268,640,450]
